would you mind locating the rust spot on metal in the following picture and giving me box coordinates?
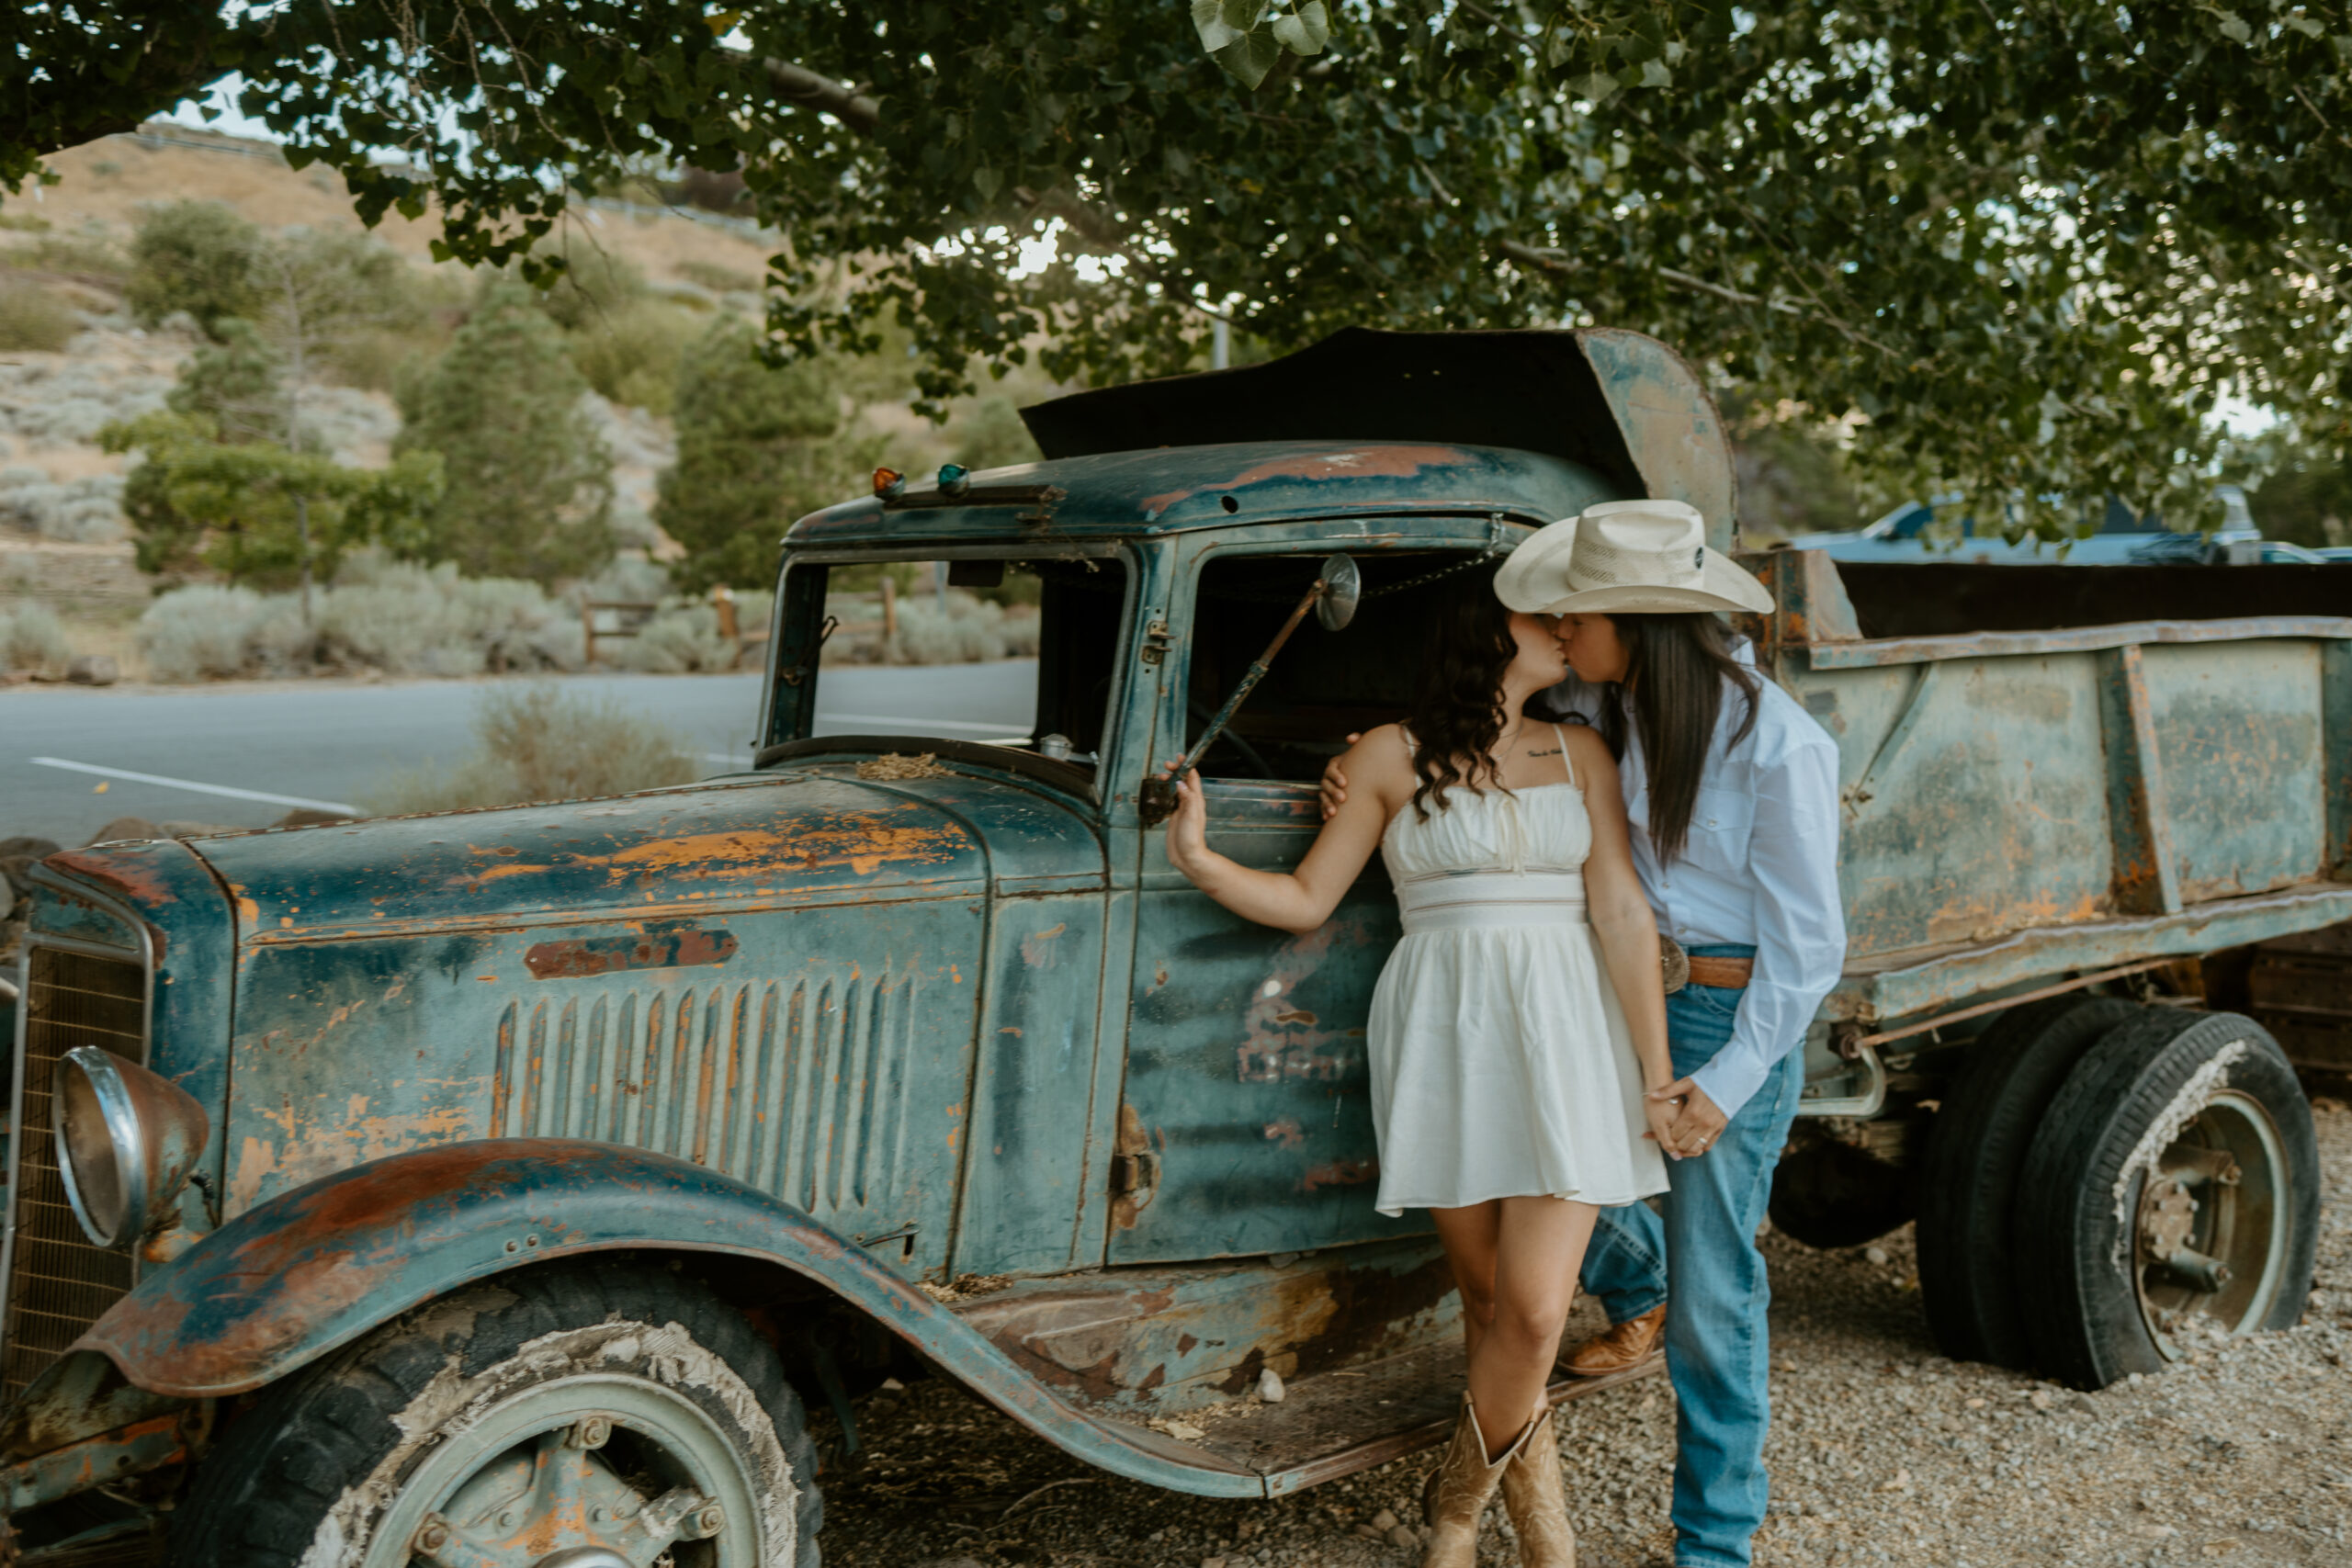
[1021,922,1069,968]
[1263,1119,1306,1149]
[1301,1159,1378,1192]
[524,927,740,979]
[1235,927,1370,1084]
[46,848,179,908]
[1138,445,1467,515]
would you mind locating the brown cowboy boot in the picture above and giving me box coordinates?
[1558,1303,1665,1377]
[1421,1393,1533,1568]
[1499,1403,1577,1567]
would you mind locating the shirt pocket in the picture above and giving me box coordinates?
[1681,785,1754,876]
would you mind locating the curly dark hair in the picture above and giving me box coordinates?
[1403,565,1521,819]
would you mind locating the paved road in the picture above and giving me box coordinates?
[0,662,1037,849]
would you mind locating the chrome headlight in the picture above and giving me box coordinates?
[56,1046,210,1249]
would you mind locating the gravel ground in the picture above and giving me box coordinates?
[812,1099,2352,1568]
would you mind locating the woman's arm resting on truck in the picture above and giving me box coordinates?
[1567,728,1695,1158]
[1168,728,1410,935]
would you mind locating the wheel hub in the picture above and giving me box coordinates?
[2131,1093,2290,1358]
[407,1417,724,1568]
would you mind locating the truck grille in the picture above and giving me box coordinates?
[492,971,914,1221]
[4,945,144,1399]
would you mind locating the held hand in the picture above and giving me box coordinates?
[1640,1092,1685,1159]
[1653,1077,1727,1157]
[1317,733,1363,820]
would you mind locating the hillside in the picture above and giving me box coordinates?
[0,124,1034,680]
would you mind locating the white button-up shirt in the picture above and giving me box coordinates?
[1536,649,1846,1117]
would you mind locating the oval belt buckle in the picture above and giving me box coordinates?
[1659,933,1690,996]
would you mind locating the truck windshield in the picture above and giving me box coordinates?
[767,556,1130,769]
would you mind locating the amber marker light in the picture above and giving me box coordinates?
[873,467,906,500]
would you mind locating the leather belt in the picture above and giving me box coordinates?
[1685,954,1755,989]
[1659,935,1754,992]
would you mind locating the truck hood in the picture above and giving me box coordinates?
[190,764,1099,943]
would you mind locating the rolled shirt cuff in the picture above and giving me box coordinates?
[1689,1055,1768,1122]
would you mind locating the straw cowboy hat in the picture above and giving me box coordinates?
[1495,499,1774,615]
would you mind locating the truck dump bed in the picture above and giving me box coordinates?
[1736,552,2352,1038]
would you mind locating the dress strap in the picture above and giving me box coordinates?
[1551,725,1577,788]
[1398,724,1418,756]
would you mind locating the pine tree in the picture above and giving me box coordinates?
[656,317,870,591]
[393,282,614,585]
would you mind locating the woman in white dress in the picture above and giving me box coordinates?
[1162,565,1687,1568]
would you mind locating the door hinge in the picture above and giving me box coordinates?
[1109,1150,1160,1196]
[1139,618,1174,666]
[1109,1101,1160,1216]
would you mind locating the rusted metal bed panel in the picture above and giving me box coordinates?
[1827,881,2352,1023]
[1798,615,2352,669]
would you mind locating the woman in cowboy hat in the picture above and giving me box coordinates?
[1324,498,1847,1568]
[1161,558,1696,1568]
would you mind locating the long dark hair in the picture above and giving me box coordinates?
[1404,567,1520,819]
[1595,613,1760,862]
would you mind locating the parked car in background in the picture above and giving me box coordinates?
[1783,488,2265,565]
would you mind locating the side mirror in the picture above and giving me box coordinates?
[1315,553,1361,632]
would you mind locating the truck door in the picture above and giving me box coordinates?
[1111,541,1484,1263]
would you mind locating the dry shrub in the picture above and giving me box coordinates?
[363,684,697,814]
[137,557,586,681]
[608,589,774,674]
[837,589,1043,665]
[0,601,70,672]
[0,468,126,542]
[136,583,259,680]
[0,284,76,354]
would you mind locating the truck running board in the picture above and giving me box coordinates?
[1112,1340,1662,1495]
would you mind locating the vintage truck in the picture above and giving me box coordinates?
[2,328,2345,1566]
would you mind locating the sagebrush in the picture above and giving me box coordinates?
[363,684,698,814]
[137,556,585,681]
[0,600,69,672]
[0,283,76,354]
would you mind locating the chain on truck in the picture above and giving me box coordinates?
[0,328,2344,1567]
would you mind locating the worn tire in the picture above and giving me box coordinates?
[2015,1009,2320,1391]
[1915,995,2139,1368]
[171,1260,822,1568]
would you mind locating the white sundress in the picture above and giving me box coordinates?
[1366,726,1671,1216]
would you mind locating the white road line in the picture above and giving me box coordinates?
[815,713,1031,735]
[28,757,359,815]
[701,752,748,765]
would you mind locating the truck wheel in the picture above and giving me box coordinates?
[1914,995,2138,1368]
[172,1261,821,1568]
[2015,1010,2320,1391]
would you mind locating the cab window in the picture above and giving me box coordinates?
[1182,550,1487,784]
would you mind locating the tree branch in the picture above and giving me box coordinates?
[1500,240,1905,356]
[758,58,880,134]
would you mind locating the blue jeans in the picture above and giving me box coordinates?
[1579,951,1805,1568]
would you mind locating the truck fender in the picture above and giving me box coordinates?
[70,1139,1256,1495]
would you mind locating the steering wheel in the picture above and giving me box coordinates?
[1186,695,1277,779]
